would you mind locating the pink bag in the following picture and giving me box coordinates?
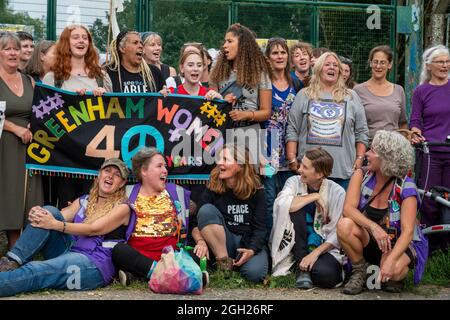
[148,245,203,295]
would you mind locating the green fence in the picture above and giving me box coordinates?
[147,0,397,83]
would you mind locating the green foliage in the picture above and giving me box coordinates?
[420,250,450,286]
[0,0,45,40]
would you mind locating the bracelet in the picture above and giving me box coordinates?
[356,155,364,160]
[62,221,67,233]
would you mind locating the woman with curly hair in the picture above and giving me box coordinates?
[337,130,428,295]
[210,23,272,129]
[195,144,269,283]
[286,52,369,190]
[42,24,112,209]
[0,158,133,297]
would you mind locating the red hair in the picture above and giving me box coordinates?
[52,24,102,81]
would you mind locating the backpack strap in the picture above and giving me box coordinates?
[166,183,190,244]
[54,78,64,89]
[174,76,182,87]
[95,75,104,88]
[160,64,170,81]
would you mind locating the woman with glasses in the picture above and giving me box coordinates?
[337,130,428,295]
[210,23,272,130]
[286,52,368,190]
[339,56,357,89]
[142,32,176,81]
[410,45,450,251]
[262,37,297,231]
[354,45,407,145]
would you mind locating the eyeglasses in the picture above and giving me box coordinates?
[430,60,450,66]
[371,60,389,67]
[268,37,286,44]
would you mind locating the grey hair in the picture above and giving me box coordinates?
[0,32,20,50]
[371,130,414,178]
[420,45,450,84]
[131,147,164,181]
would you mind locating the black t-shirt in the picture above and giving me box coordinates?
[106,63,164,93]
[198,187,268,253]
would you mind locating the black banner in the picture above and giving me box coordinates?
[26,83,232,182]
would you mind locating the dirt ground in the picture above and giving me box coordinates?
[1,285,449,300]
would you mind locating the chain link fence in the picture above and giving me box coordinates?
[148,0,396,82]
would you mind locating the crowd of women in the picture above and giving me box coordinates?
[0,22,449,297]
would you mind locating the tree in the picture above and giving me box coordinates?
[90,0,136,53]
[0,0,45,40]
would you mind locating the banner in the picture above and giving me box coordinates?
[26,84,232,183]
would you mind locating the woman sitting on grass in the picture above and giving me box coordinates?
[196,144,268,283]
[0,158,132,297]
[112,147,209,286]
[270,147,346,289]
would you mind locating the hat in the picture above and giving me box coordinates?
[100,158,129,179]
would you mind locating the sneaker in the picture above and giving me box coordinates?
[296,271,313,289]
[381,280,404,293]
[202,271,209,289]
[0,256,19,272]
[118,270,134,286]
[342,259,369,295]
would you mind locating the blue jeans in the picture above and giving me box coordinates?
[0,206,104,297]
[197,204,269,283]
[263,171,295,232]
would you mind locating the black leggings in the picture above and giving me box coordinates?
[112,243,202,279]
[290,209,343,288]
[112,243,154,279]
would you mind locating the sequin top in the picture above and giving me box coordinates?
[132,190,178,238]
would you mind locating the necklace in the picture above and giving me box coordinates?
[0,71,20,90]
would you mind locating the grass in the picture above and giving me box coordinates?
[1,230,449,294]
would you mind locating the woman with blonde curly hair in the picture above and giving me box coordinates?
[337,130,428,295]
[286,51,369,190]
[0,158,133,297]
[210,23,272,129]
[196,144,269,283]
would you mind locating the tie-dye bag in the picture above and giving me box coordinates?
[148,245,203,295]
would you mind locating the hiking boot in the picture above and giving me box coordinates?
[216,257,233,272]
[381,280,404,293]
[118,270,134,286]
[202,271,210,289]
[342,259,369,295]
[296,271,313,289]
[0,256,19,272]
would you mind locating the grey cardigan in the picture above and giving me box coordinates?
[286,89,368,180]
